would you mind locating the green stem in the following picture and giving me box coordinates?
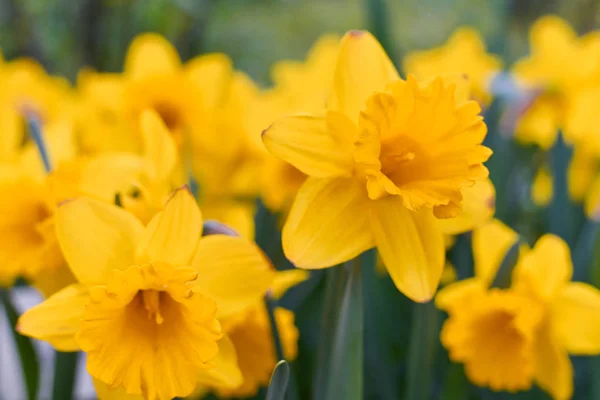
[0,289,39,400]
[405,300,441,400]
[313,265,348,400]
[265,293,285,362]
[52,351,78,400]
[364,0,396,62]
[326,258,364,400]
[27,115,52,173]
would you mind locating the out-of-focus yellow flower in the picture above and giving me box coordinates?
[512,16,600,149]
[211,269,307,397]
[0,57,76,178]
[531,165,553,207]
[438,220,600,399]
[62,109,179,224]
[271,34,340,113]
[261,35,340,213]
[218,305,298,397]
[404,27,502,106]
[75,70,135,154]
[0,111,77,294]
[17,188,277,400]
[262,31,491,302]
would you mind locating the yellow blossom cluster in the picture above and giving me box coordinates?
[1,13,600,400]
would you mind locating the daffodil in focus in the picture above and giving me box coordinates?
[404,27,502,106]
[262,30,491,302]
[512,15,600,149]
[437,220,600,399]
[17,187,276,400]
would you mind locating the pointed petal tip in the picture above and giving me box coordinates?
[348,30,366,38]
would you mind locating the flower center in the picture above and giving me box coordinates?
[141,290,165,324]
[442,290,540,392]
[154,102,181,132]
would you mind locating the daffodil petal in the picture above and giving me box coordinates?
[185,53,233,109]
[328,30,399,123]
[17,284,88,351]
[271,270,310,299]
[282,177,375,269]
[472,219,519,286]
[141,109,177,181]
[56,198,144,285]
[197,335,243,388]
[191,235,275,318]
[435,278,484,312]
[513,234,572,300]
[124,33,181,78]
[262,113,354,178]
[438,179,496,235]
[141,187,202,265]
[93,378,144,400]
[553,282,600,354]
[533,321,573,400]
[370,198,445,302]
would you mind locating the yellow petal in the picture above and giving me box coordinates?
[371,198,445,302]
[56,198,145,285]
[585,175,600,221]
[93,378,144,400]
[262,113,354,178]
[553,282,600,354]
[435,278,484,312]
[328,31,399,122]
[140,187,202,266]
[438,179,496,235]
[58,154,146,203]
[185,53,233,109]
[17,284,88,351]
[513,234,572,301]
[197,335,243,388]
[191,235,275,318]
[568,148,597,202]
[533,321,573,400]
[140,109,177,181]
[124,33,181,78]
[282,177,375,269]
[271,270,310,299]
[472,219,519,286]
[531,165,553,207]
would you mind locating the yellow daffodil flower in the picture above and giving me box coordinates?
[437,220,600,399]
[512,15,600,149]
[262,30,492,302]
[404,27,502,106]
[17,187,276,400]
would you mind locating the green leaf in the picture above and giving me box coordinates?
[490,240,521,289]
[325,259,364,400]
[52,351,78,400]
[0,289,39,400]
[548,132,576,248]
[266,360,291,400]
[313,265,348,400]
[405,300,441,400]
